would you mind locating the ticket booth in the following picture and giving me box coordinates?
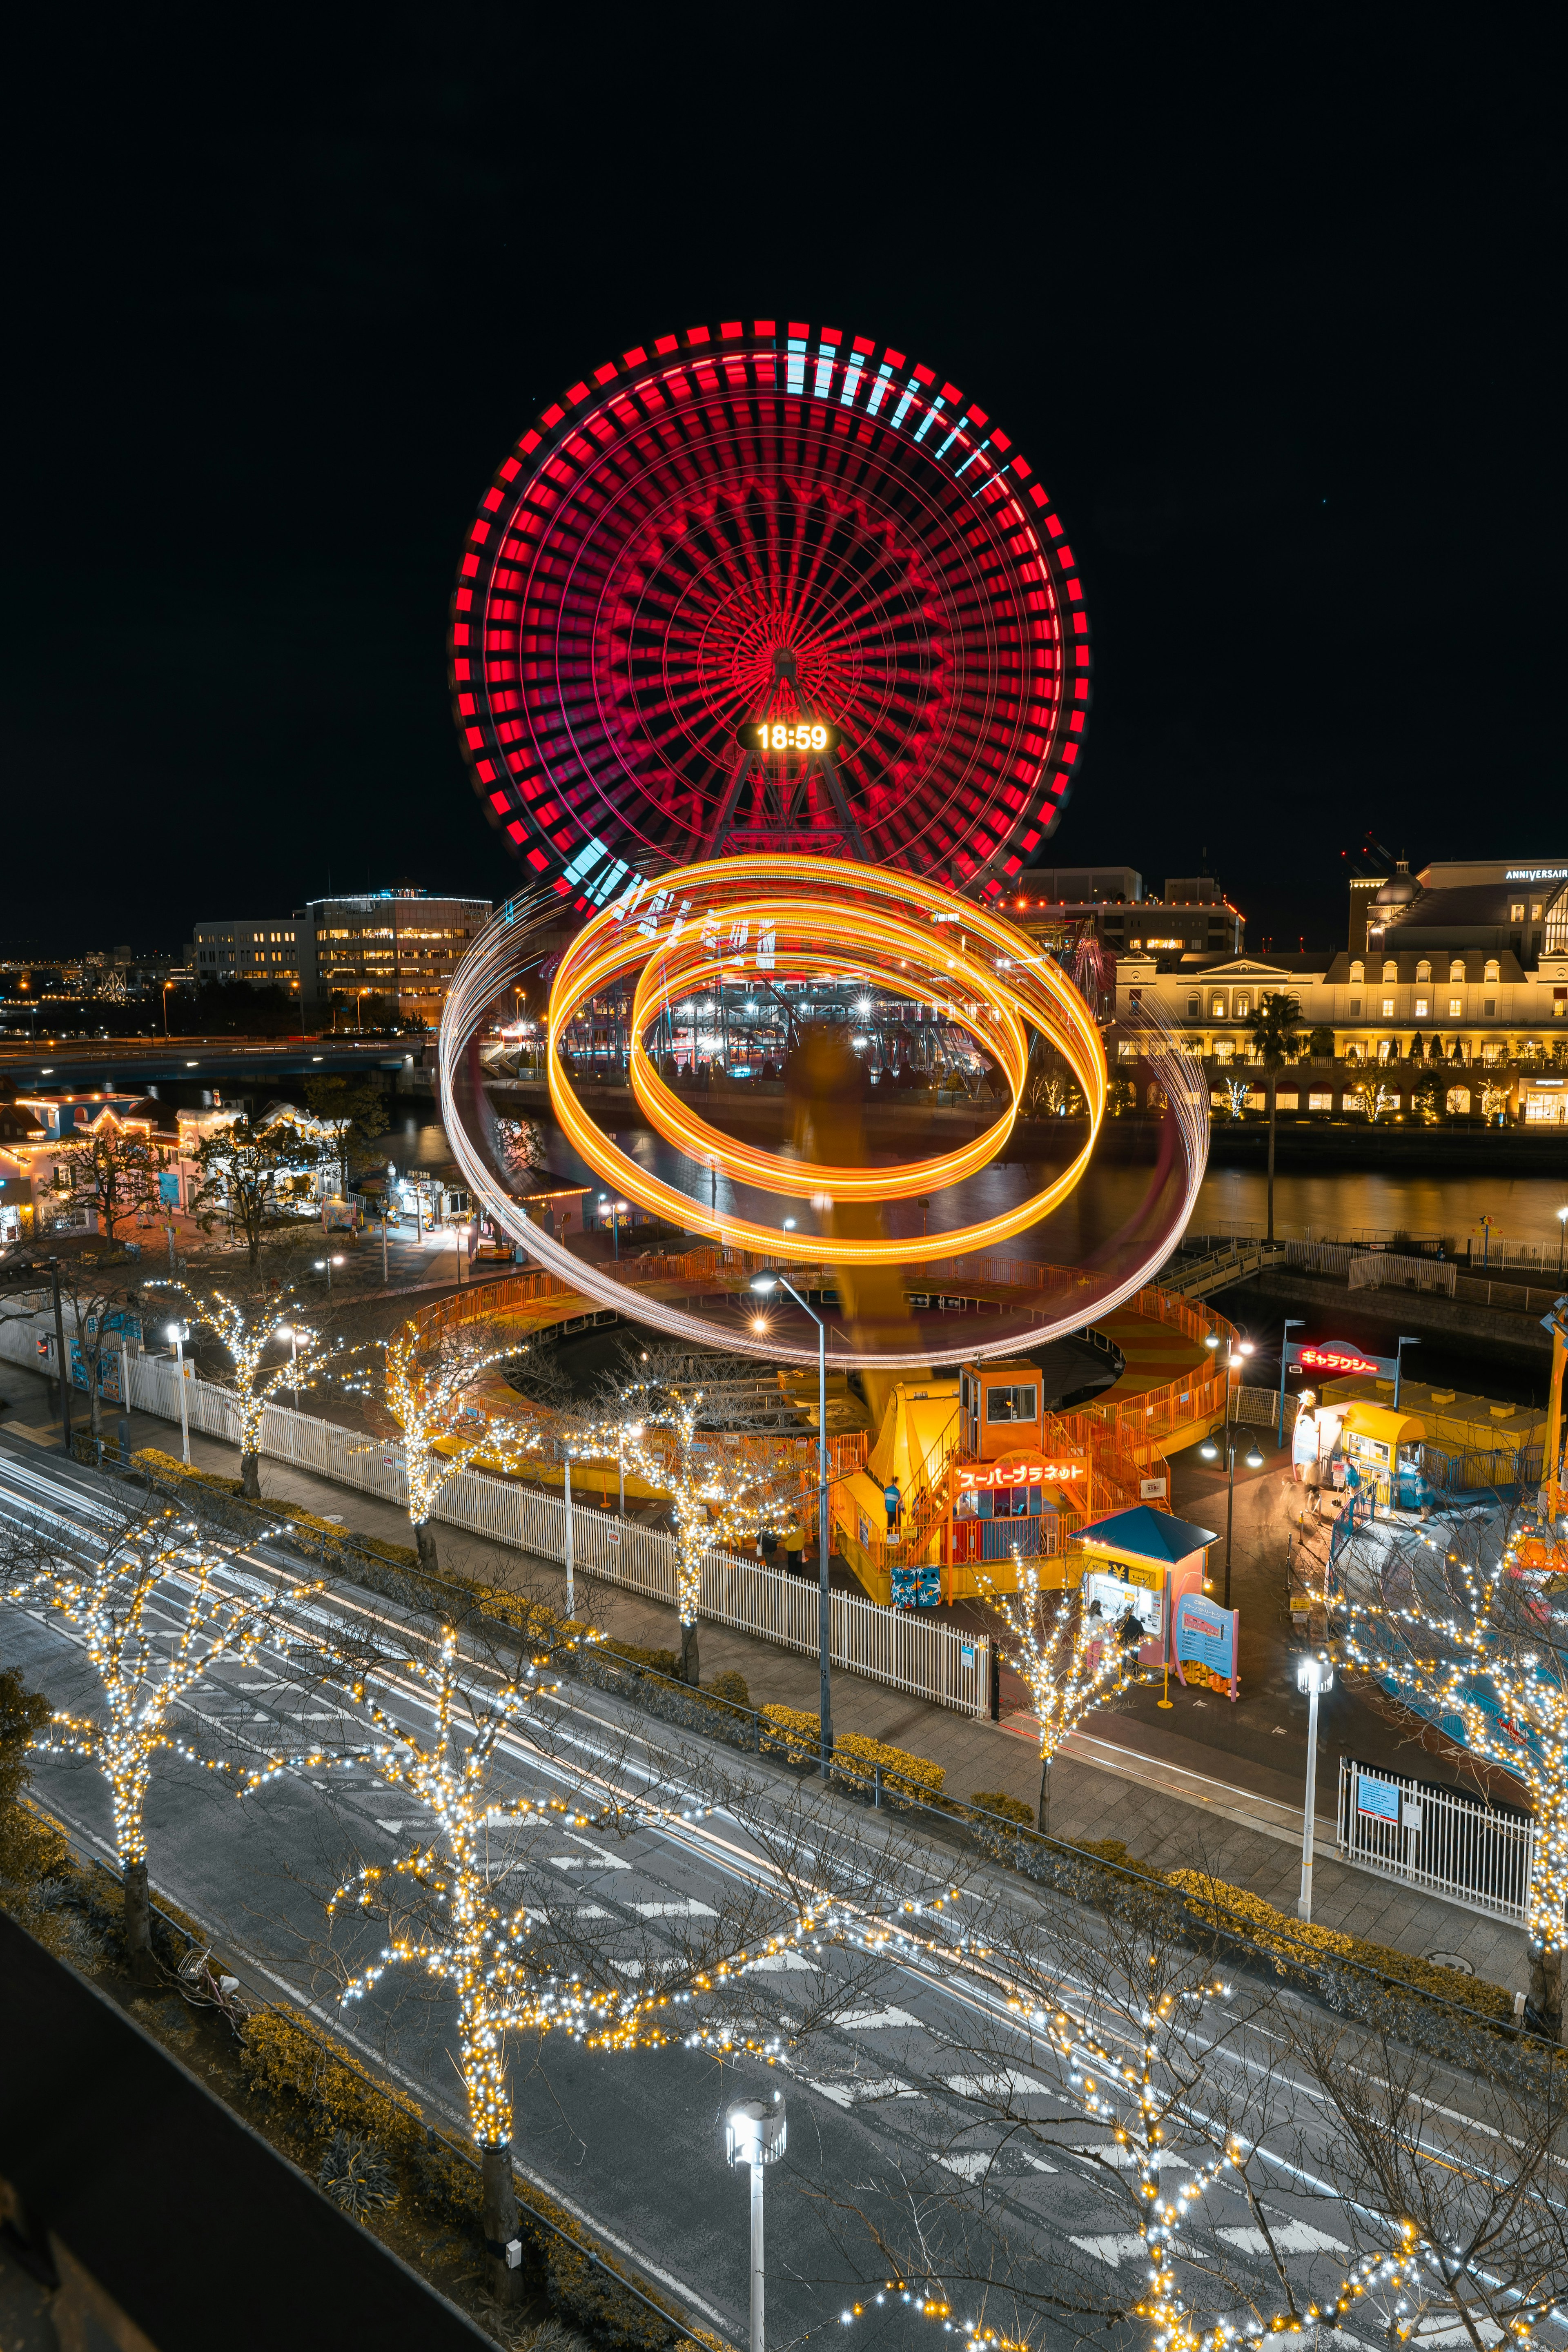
[960,1360,1045,1460]
[1067,1504,1218,1671]
[1339,1401,1428,1509]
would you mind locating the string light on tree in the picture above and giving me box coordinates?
[983,1550,1140,1832]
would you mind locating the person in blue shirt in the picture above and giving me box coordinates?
[884,1475,903,1536]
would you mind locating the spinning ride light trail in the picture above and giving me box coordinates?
[546,854,1103,1263]
[438,888,1207,1374]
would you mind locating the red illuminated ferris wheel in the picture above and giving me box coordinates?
[451,320,1090,911]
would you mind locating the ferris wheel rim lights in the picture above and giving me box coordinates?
[450,319,1090,907]
[544,855,1104,1264]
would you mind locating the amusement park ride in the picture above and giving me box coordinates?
[434,318,1227,1617]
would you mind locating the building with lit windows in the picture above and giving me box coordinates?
[1005,869,1245,958]
[1112,856,1568,1123]
[189,889,492,1025]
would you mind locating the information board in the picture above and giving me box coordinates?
[1174,1592,1238,1700]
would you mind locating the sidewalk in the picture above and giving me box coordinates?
[0,1359,1529,1996]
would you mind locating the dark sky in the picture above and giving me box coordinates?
[5,18,1558,960]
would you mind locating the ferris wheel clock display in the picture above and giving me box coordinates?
[450,318,1090,910]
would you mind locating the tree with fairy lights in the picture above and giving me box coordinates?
[578,1350,782,1685]
[1334,1503,1568,2042]
[2,1496,330,1982]
[982,1552,1143,1831]
[354,1316,543,1573]
[305,1608,908,2301]
[817,1879,1552,2352]
[153,1278,327,1497]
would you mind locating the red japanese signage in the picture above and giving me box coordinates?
[956,1455,1089,1491]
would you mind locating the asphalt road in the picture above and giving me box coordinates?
[2,1439,1561,2352]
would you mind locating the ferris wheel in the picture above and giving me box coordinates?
[450,319,1090,910]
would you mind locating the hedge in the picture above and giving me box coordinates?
[236,2006,690,2346]
[760,1706,945,1802]
[971,1790,1034,1828]
[1167,1869,1516,2022]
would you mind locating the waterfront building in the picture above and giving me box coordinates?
[1112,855,1568,1123]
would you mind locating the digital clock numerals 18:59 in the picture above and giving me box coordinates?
[740,721,842,754]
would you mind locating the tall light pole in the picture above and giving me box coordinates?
[314,1253,345,1297]
[1295,1654,1334,1920]
[752,1271,832,1774]
[1394,1333,1419,1409]
[166,1321,191,1467]
[724,2095,786,2352]
[1278,1317,1304,1447]
[49,1256,71,1456]
[1200,1425,1264,1610]
[1556,1204,1566,1281]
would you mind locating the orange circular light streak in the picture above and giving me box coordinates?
[546,855,1105,1267]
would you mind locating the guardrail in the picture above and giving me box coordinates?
[0,1308,989,1719]
[1337,1756,1535,1925]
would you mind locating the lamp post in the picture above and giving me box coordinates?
[561,1446,575,1619]
[1557,1205,1566,1280]
[1199,1425,1265,1610]
[49,1256,71,1456]
[166,1321,190,1467]
[724,2094,786,2352]
[752,1272,833,1774]
[1295,1654,1334,1920]
[314,1254,345,1297]
[1278,1317,1304,1447]
[1394,1333,1419,1409]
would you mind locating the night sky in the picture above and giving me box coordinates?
[6,22,1557,960]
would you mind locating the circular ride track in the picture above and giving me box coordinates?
[451,319,1090,909]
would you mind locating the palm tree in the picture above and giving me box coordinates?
[1243,990,1304,1242]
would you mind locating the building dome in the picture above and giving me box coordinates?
[1372,866,1419,910]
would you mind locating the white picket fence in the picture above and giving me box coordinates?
[1337,1757,1536,1925]
[1348,1252,1458,1297]
[0,1307,989,1718]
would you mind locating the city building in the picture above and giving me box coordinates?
[0,1092,196,1243]
[305,891,491,1025]
[189,889,492,1023]
[1111,853,1568,1123]
[1004,868,1245,957]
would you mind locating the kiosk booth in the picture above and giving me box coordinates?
[1338,1400,1429,1509]
[1067,1505,1219,1674]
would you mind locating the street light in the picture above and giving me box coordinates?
[1295,1654,1335,1920]
[313,1254,345,1297]
[166,1321,191,1467]
[1278,1317,1305,1447]
[1199,1425,1265,1610]
[725,2094,786,2352]
[752,1271,833,1774]
[1557,1204,1567,1280]
[1394,1333,1420,1410]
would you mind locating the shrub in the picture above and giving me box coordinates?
[317,2129,397,2218]
[760,1706,945,1802]
[970,1791,1033,1827]
[238,2009,423,2161]
[708,1669,752,1712]
[1167,1870,1515,2020]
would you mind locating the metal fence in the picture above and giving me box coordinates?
[1348,1252,1458,1296]
[1336,1757,1537,1925]
[0,1308,989,1719]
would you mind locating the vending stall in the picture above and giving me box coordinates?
[1067,1505,1218,1673]
[1338,1400,1429,1509]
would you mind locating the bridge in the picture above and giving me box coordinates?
[0,1035,412,1095]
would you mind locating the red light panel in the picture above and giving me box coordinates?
[450,320,1091,895]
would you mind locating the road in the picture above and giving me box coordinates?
[2,1437,1562,2352]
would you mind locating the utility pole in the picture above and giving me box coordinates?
[49,1258,71,1455]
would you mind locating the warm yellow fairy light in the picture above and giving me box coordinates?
[573,1382,778,1647]
[7,1506,324,1875]
[982,1551,1138,1824]
[356,1322,543,1544]
[154,1280,323,1463]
